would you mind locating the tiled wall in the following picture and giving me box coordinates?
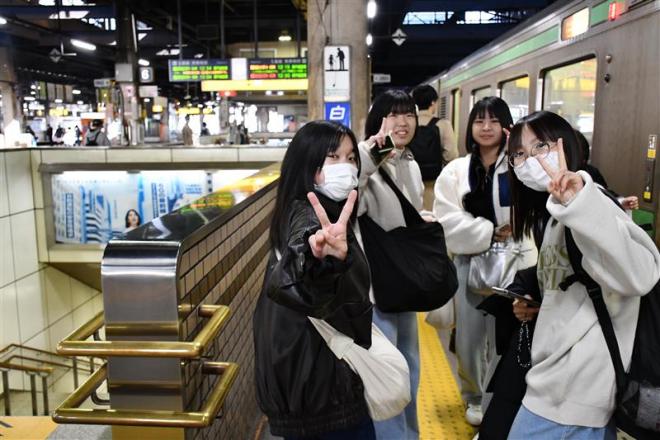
[0,150,103,395]
[174,186,276,440]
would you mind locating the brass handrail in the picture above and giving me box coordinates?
[0,343,94,367]
[52,361,239,427]
[57,305,230,358]
[0,361,53,375]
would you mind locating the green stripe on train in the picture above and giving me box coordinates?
[442,26,559,89]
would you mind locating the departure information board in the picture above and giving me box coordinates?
[248,58,307,80]
[168,59,231,82]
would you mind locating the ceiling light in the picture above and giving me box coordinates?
[54,99,63,103]
[265,90,272,96]
[144,98,151,102]
[138,58,150,66]
[72,89,81,95]
[24,96,35,101]
[366,33,373,46]
[30,84,37,89]
[367,1,377,19]
[156,48,180,56]
[278,30,292,42]
[194,53,204,59]
[277,91,284,96]
[71,38,96,51]
[0,16,7,25]
[77,100,84,105]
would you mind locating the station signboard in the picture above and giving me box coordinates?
[248,58,307,80]
[168,59,231,82]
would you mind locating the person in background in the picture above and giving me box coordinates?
[358,89,428,439]
[200,122,210,136]
[433,97,537,428]
[411,85,459,210]
[125,209,141,232]
[254,120,375,440]
[84,119,110,146]
[574,129,639,211]
[46,125,53,144]
[506,110,659,439]
[182,115,193,146]
[74,125,82,146]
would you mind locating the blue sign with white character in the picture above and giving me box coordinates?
[324,102,351,128]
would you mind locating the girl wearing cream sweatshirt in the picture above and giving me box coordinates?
[506,111,660,439]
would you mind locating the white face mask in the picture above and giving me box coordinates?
[314,163,358,201]
[513,151,560,192]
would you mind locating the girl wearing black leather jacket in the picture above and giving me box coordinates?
[253,121,375,439]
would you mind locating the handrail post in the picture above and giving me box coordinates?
[89,356,94,374]
[41,374,49,415]
[1,369,10,416]
[29,373,38,416]
[72,358,79,388]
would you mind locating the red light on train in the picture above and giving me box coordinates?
[608,2,620,21]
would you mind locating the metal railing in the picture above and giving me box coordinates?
[0,343,99,416]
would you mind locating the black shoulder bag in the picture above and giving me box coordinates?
[358,168,458,313]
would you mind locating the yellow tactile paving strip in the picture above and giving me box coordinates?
[417,314,476,440]
[0,417,58,439]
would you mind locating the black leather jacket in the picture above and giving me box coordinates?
[253,195,373,438]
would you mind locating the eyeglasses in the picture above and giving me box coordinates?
[508,141,552,168]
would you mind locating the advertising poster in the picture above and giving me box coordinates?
[51,169,256,244]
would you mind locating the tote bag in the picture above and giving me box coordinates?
[308,317,411,421]
[358,168,458,312]
[467,241,525,296]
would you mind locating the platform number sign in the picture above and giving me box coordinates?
[325,102,351,128]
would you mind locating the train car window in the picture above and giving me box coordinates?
[500,76,529,123]
[542,58,597,142]
[452,89,461,135]
[472,87,492,107]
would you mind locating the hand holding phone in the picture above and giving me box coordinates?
[491,286,541,308]
[369,134,395,165]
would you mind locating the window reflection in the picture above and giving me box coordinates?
[500,76,529,122]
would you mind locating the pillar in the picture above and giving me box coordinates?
[0,47,23,148]
[307,0,369,139]
[115,0,140,145]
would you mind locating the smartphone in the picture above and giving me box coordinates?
[370,134,395,164]
[491,286,541,308]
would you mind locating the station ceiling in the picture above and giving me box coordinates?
[0,0,561,99]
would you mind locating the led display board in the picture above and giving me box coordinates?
[168,59,231,82]
[248,58,307,80]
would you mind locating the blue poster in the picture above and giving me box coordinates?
[51,169,257,244]
[324,102,351,128]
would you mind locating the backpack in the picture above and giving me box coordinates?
[86,130,100,146]
[560,195,660,439]
[408,117,443,181]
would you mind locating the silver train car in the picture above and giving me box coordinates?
[429,0,660,244]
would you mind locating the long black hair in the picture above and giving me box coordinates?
[466,96,513,154]
[269,120,360,250]
[364,89,417,139]
[125,209,141,228]
[508,111,581,242]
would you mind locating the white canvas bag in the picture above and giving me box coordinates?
[308,317,411,421]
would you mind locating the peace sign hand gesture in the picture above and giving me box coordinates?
[536,138,584,205]
[307,190,358,261]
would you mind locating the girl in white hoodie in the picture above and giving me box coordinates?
[506,111,660,439]
[434,97,537,425]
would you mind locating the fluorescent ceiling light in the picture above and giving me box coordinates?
[194,53,204,59]
[72,89,81,95]
[367,1,377,19]
[0,16,7,25]
[144,98,151,102]
[277,91,284,96]
[156,48,180,56]
[138,58,150,66]
[265,90,273,96]
[54,99,63,103]
[278,33,292,42]
[366,33,373,46]
[71,38,96,51]
[77,100,84,105]
[49,11,89,20]
[31,84,37,89]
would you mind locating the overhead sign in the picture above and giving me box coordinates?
[49,48,62,63]
[138,85,158,98]
[392,28,407,46]
[201,79,308,92]
[325,102,351,128]
[94,78,113,88]
[168,59,231,82]
[248,58,307,80]
[139,66,154,83]
[324,46,350,102]
[372,73,391,84]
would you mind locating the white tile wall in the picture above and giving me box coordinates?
[15,272,47,342]
[0,283,20,347]
[0,216,15,287]
[29,150,43,209]
[10,210,39,279]
[5,150,34,214]
[0,153,9,217]
[71,277,94,309]
[43,266,72,325]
